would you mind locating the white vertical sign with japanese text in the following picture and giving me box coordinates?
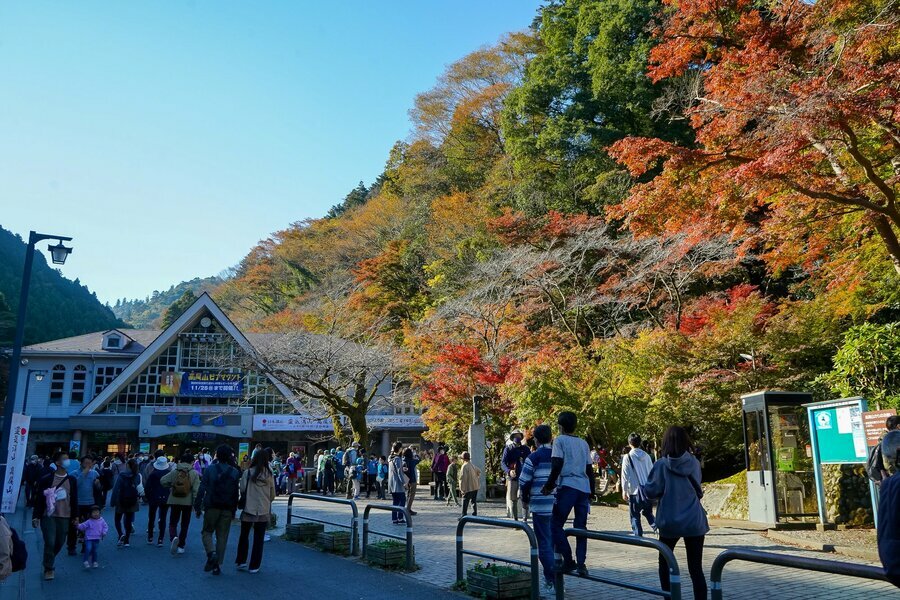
[1,413,31,514]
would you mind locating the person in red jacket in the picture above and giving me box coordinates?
[432,446,451,501]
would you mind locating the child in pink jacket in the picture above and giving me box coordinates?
[76,505,109,568]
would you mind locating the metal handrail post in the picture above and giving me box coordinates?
[554,529,681,599]
[362,503,415,571]
[285,493,359,555]
[709,548,888,600]
[456,515,541,600]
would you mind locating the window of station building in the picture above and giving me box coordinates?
[106,335,121,349]
[49,364,66,404]
[104,344,179,413]
[94,366,123,396]
[71,365,87,403]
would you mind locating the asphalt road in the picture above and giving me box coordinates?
[3,505,464,600]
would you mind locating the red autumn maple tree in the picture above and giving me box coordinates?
[609,0,900,277]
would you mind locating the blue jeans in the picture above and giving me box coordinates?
[551,486,590,567]
[83,539,99,564]
[629,495,655,537]
[391,492,406,523]
[531,513,555,584]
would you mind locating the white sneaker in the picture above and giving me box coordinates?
[541,581,554,599]
[264,533,271,542]
[92,562,99,568]
[236,563,248,571]
[170,537,179,555]
[176,547,185,555]
[249,568,260,574]
[83,561,91,569]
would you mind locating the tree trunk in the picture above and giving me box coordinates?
[345,407,370,449]
[330,413,349,447]
[870,213,900,276]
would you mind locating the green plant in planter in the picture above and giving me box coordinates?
[466,561,531,599]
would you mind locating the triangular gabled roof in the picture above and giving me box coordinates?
[80,292,296,414]
[101,328,134,341]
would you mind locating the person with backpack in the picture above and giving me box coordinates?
[286,452,302,494]
[622,433,657,537]
[194,445,241,576]
[365,454,378,498]
[404,446,420,516]
[110,458,142,547]
[323,449,337,496]
[376,456,389,500]
[868,415,900,485]
[161,452,201,555]
[98,458,115,507]
[32,451,78,581]
[641,426,709,600]
[145,455,172,546]
[236,449,276,573]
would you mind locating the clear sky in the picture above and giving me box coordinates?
[0,1,542,304]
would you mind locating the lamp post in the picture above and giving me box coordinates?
[0,231,73,511]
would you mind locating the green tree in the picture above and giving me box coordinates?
[502,0,690,214]
[162,290,198,328]
[821,323,900,410]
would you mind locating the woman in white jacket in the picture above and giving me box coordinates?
[236,451,276,573]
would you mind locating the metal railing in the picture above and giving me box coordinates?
[456,516,541,600]
[361,503,415,571]
[710,548,888,599]
[553,529,681,600]
[285,492,360,555]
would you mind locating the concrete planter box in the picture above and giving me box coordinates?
[316,530,352,554]
[365,542,414,569]
[284,522,324,542]
[466,567,531,599]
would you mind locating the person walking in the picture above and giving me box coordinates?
[161,452,201,555]
[76,505,108,568]
[351,453,364,500]
[69,455,99,556]
[446,453,461,507]
[22,455,42,508]
[459,452,481,517]
[642,426,709,600]
[388,442,408,525]
[365,454,378,498]
[33,451,78,580]
[110,458,142,547]
[622,433,657,537]
[404,447,420,516]
[195,445,241,575]
[432,446,450,501]
[145,455,172,546]
[236,450,276,573]
[376,456,389,500]
[519,424,556,596]
[541,411,595,578]
[314,450,325,493]
[501,430,530,521]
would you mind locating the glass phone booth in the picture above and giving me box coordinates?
[742,391,819,525]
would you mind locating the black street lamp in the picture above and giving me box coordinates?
[0,231,73,511]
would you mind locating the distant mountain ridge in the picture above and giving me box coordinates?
[112,276,223,328]
[0,225,126,345]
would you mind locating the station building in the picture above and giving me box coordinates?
[12,293,424,463]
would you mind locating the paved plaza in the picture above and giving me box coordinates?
[1,484,894,600]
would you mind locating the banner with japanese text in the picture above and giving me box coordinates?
[2,413,31,513]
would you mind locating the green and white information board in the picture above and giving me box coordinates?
[809,402,868,463]
[805,397,877,526]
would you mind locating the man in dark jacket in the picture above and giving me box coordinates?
[32,451,78,581]
[501,430,531,521]
[879,430,900,588]
[22,455,43,507]
[194,445,240,576]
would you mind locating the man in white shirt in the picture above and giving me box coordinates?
[541,411,595,578]
[621,433,656,537]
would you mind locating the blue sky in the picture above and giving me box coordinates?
[0,1,542,304]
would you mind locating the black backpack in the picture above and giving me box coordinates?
[210,464,240,510]
[99,468,114,492]
[10,526,26,572]
[117,474,139,509]
[867,444,885,482]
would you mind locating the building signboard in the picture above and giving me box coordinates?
[160,371,243,397]
[1,413,31,514]
[252,415,333,432]
[863,409,897,447]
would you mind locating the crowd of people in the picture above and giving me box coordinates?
[11,443,276,582]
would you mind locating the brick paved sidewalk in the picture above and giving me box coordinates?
[271,485,895,599]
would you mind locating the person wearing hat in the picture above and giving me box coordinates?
[145,454,172,546]
[502,430,531,521]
